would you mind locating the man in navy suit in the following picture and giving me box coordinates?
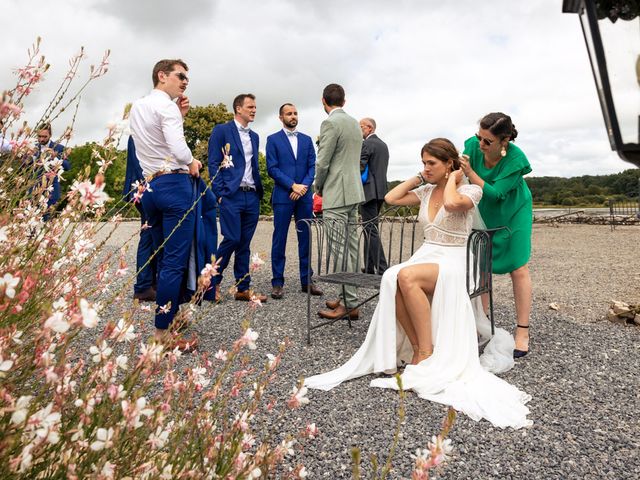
[35,123,69,213]
[123,136,157,302]
[208,94,267,302]
[266,103,323,299]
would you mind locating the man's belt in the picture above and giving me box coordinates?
[239,185,256,192]
[151,169,189,180]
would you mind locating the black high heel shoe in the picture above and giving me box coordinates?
[513,325,529,359]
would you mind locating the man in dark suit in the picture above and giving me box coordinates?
[266,103,323,299]
[208,94,267,302]
[35,123,69,212]
[123,136,157,302]
[359,117,389,274]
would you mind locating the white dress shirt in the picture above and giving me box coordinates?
[129,89,193,177]
[284,128,298,159]
[235,119,255,187]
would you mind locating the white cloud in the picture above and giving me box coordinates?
[3,0,637,179]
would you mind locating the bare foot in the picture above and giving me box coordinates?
[411,344,419,365]
[415,349,433,364]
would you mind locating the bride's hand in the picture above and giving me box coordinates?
[450,169,464,185]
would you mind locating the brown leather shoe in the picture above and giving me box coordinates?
[301,283,323,296]
[235,290,268,303]
[133,287,156,302]
[325,299,341,309]
[271,286,284,299]
[162,335,198,353]
[317,305,359,320]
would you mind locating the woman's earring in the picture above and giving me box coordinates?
[445,170,449,179]
[501,146,507,157]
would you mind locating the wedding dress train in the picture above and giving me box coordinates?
[304,183,532,429]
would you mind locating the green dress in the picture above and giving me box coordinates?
[463,136,532,274]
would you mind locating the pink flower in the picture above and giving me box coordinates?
[287,385,310,409]
[214,349,228,361]
[239,328,259,350]
[305,423,319,439]
[0,101,22,119]
[71,179,110,207]
[249,295,262,308]
[250,253,265,272]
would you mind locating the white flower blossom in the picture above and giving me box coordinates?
[240,328,259,350]
[44,311,70,333]
[90,427,114,451]
[147,425,170,449]
[89,341,112,363]
[101,461,115,479]
[32,403,61,444]
[80,299,99,328]
[112,318,135,342]
[115,355,128,371]
[10,396,32,425]
[0,273,20,298]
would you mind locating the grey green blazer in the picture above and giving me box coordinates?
[313,109,365,209]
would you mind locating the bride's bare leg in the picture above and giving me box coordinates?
[397,263,439,364]
[395,287,419,363]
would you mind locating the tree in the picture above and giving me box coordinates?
[183,103,234,162]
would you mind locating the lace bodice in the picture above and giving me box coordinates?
[413,183,483,246]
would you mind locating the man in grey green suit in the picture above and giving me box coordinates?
[315,83,365,320]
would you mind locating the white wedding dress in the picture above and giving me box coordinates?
[305,183,532,429]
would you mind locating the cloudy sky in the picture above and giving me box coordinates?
[3,0,638,180]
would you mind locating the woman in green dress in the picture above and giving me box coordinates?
[460,112,532,358]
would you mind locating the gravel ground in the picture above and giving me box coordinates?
[96,221,640,479]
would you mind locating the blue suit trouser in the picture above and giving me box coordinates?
[141,174,196,330]
[215,189,260,292]
[134,202,157,293]
[271,200,312,287]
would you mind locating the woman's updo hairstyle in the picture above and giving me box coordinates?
[479,112,518,141]
[421,138,461,170]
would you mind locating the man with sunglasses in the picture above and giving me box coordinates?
[130,58,201,351]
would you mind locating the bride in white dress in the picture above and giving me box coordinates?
[305,138,532,429]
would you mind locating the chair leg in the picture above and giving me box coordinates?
[306,279,312,345]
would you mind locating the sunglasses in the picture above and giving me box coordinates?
[170,71,189,82]
[475,133,494,146]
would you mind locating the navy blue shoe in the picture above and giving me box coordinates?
[513,325,530,359]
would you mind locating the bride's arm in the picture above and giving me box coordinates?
[384,174,423,206]
[443,170,474,212]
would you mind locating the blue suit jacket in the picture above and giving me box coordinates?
[266,130,316,205]
[123,136,144,202]
[36,140,68,205]
[208,121,263,199]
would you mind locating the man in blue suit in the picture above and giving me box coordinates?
[208,93,267,302]
[130,58,201,350]
[123,136,157,302]
[266,103,323,299]
[35,124,69,213]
